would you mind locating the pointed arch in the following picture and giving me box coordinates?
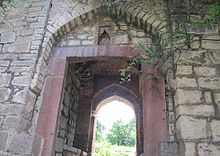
[92,83,140,113]
[94,95,134,114]
[89,83,143,155]
[31,3,167,92]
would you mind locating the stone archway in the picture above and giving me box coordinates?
[35,5,167,156]
[89,85,143,155]
[31,4,167,93]
[92,95,137,155]
[36,44,167,156]
[71,59,142,155]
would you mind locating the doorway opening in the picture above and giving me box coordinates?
[94,98,136,156]
[37,48,166,156]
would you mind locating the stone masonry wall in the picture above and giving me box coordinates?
[174,40,220,156]
[0,0,166,155]
[56,18,152,47]
[0,0,52,155]
[0,0,220,155]
[165,3,220,154]
[55,64,82,156]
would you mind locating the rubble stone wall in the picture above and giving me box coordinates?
[55,65,80,156]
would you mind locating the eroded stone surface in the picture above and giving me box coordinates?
[176,66,193,75]
[214,93,220,114]
[194,67,216,77]
[198,143,220,156]
[176,105,215,116]
[0,88,11,103]
[185,142,196,156]
[7,133,33,154]
[0,132,8,150]
[210,120,220,142]
[0,74,11,87]
[198,78,220,89]
[177,116,207,140]
[176,77,197,88]
[175,89,202,105]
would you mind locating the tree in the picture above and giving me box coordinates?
[106,119,136,146]
[95,119,105,142]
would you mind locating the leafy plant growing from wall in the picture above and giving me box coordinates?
[119,23,189,82]
[117,1,220,82]
[197,1,220,24]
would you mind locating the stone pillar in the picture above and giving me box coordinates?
[135,104,144,155]
[88,115,96,156]
[141,64,167,156]
[36,58,68,156]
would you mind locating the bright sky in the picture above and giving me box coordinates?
[96,100,135,130]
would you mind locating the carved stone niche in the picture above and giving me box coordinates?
[98,24,112,45]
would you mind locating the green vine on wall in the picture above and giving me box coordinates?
[119,23,189,82]
[198,1,220,24]
[119,1,220,83]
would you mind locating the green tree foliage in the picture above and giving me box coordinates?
[95,120,106,142]
[95,141,111,156]
[106,119,136,147]
[198,1,220,24]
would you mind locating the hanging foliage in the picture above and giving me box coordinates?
[0,0,26,16]
[198,1,220,24]
[119,23,189,82]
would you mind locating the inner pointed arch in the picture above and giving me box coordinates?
[94,95,134,116]
[93,83,139,107]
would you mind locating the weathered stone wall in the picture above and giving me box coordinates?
[1,0,164,154]
[55,64,81,156]
[0,0,52,155]
[175,34,220,156]
[165,1,220,155]
[0,0,220,155]
[33,0,167,94]
[56,18,152,48]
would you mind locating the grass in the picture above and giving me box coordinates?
[110,145,136,156]
[95,142,136,156]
